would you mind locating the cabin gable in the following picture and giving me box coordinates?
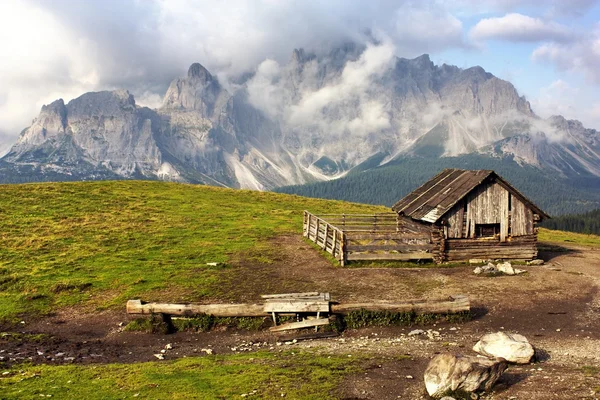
[441,179,539,241]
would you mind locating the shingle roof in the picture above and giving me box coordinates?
[391,169,549,223]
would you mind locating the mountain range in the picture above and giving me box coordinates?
[1,42,599,213]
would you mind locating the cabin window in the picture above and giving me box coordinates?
[475,223,500,238]
[508,193,512,211]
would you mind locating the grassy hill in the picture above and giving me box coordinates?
[0,181,386,323]
[2,181,600,399]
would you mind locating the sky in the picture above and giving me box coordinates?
[1,0,599,151]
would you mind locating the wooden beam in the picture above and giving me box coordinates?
[346,252,434,261]
[126,300,266,317]
[260,292,330,301]
[331,295,469,315]
[269,318,330,332]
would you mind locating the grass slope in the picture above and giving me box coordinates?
[0,181,386,322]
[0,352,360,399]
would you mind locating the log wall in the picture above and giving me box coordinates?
[444,234,538,261]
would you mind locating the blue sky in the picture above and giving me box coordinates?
[0,0,599,151]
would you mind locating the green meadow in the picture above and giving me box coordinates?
[0,181,386,322]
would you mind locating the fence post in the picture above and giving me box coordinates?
[303,211,308,237]
[340,231,347,267]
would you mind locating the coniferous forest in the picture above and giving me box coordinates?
[541,209,600,235]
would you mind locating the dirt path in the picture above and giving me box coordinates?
[1,235,600,399]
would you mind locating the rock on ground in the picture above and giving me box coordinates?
[528,259,545,266]
[473,331,534,364]
[423,353,507,398]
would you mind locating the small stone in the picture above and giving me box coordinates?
[556,329,561,332]
[473,266,483,275]
[408,329,425,336]
[201,348,213,355]
[165,343,173,350]
[528,259,544,266]
[469,259,485,264]
[497,262,515,275]
[405,375,414,379]
[154,354,165,360]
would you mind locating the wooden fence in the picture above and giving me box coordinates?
[303,211,436,266]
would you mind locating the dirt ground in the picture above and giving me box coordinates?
[1,235,600,399]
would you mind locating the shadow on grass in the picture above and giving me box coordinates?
[537,243,580,262]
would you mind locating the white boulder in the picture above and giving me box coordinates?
[473,332,534,364]
[424,353,507,398]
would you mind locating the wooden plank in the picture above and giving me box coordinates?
[263,300,330,313]
[346,252,434,261]
[346,234,431,240]
[269,318,330,332]
[126,300,266,317]
[345,244,434,252]
[315,213,398,218]
[277,331,339,341]
[261,292,324,299]
[331,295,470,315]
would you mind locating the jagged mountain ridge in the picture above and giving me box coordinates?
[1,44,599,188]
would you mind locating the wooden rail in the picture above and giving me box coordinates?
[127,295,470,317]
[303,211,436,265]
[303,211,347,265]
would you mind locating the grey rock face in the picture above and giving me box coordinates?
[3,45,600,188]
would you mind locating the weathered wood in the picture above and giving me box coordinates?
[331,295,469,314]
[128,295,471,320]
[126,300,266,317]
[261,292,328,300]
[345,243,435,252]
[346,233,431,240]
[347,252,434,261]
[263,300,330,313]
[269,318,330,332]
[277,331,339,341]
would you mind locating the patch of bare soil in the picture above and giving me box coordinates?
[1,235,600,400]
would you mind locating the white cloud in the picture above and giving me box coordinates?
[287,40,396,136]
[531,79,600,130]
[470,13,573,43]
[391,4,466,55]
[0,0,471,146]
[455,0,598,17]
[531,24,600,84]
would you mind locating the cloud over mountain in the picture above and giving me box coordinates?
[470,13,573,43]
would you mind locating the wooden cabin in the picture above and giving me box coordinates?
[392,169,550,262]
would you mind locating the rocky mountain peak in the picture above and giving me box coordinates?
[187,63,213,82]
[66,90,136,118]
[39,99,68,128]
